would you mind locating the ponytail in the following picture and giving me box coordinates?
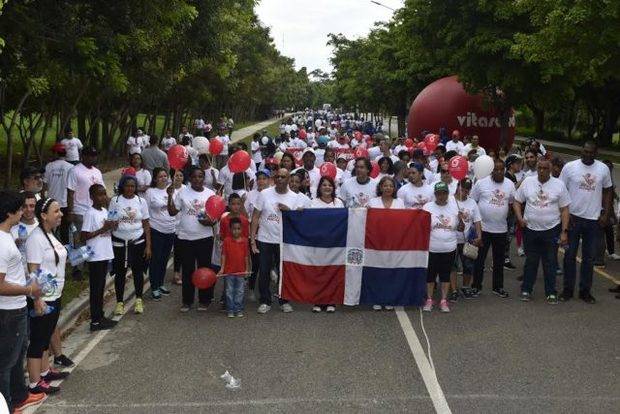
[35,197,60,266]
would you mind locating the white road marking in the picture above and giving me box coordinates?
[395,307,452,414]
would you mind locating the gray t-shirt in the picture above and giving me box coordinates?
[141,146,169,174]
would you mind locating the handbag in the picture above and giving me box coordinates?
[455,198,479,260]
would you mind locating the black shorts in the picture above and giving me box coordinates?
[427,251,456,283]
[27,298,61,358]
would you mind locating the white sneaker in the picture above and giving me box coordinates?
[281,303,294,313]
[257,304,271,314]
[439,299,450,313]
[384,305,394,311]
[608,253,620,260]
[326,306,336,313]
[372,305,382,311]
[518,247,525,257]
[422,299,433,312]
[312,306,322,313]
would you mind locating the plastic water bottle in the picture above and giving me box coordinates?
[68,223,78,247]
[107,210,119,221]
[17,224,28,240]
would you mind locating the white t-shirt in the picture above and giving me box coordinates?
[44,159,74,207]
[461,144,486,157]
[60,137,83,162]
[11,220,38,272]
[217,165,256,200]
[340,177,378,208]
[470,176,515,233]
[0,230,27,309]
[397,182,434,209]
[145,188,177,234]
[374,154,399,164]
[67,164,105,215]
[423,200,460,253]
[445,140,465,154]
[289,138,307,149]
[162,136,177,151]
[454,197,481,243]
[368,197,405,209]
[127,136,143,154]
[25,227,67,301]
[255,187,307,244]
[245,189,262,219]
[108,195,149,241]
[81,207,114,262]
[203,167,220,191]
[559,159,612,220]
[218,135,231,156]
[515,176,571,231]
[310,197,344,208]
[251,141,263,163]
[173,186,216,240]
[135,169,151,192]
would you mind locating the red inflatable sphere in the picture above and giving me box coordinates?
[407,75,515,151]
[354,147,369,159]
[167,145,188,170]
[209,138,224,155]
[370,161,380,179]
[122,167,137,177]
[404,138,414,148]
[448,156,469,180]
[205,195,226,221]
[228,151,251,173]
[192,267,217,289]
[319,162,337,180]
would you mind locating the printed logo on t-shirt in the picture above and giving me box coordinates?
[188,199,204,216]
[530,188,550,208]
[489,189,506,207]
[120,207,138,223]
[459,208,472,223]
[412,194,430,209]
[434,214,453,230]
[579,173,597,192]
[350,192,371,208]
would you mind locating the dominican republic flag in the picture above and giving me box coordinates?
[279,208,430,306]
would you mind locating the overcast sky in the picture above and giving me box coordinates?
[256,0,404,75]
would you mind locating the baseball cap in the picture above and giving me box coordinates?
[302,147,315,156]
[336,153,348,161]
[409,162,425,173]
[434,181,449,193]
[505,154,523,168]
[459,178,473,190]
[256,168,271,178]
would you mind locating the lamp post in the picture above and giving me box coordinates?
[370,0,396,12]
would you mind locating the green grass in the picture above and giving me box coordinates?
[515,126,620,148]
[236,120,282,148]
[62,265,90,305]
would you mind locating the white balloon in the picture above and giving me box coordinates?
[274,151,284,162]
[193,136,210,154]
[473,155,494,179]
[261,136,269,145]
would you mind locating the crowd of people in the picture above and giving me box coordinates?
[1,109,619,413]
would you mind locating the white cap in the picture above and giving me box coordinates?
[302,147,315,156]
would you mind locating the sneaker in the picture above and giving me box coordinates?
[422,299,433,312]
[134,298,144,314]
[372,305,382,311]
[227,312,235,318]
[53,354,74,368]
[43,368,69,382]
[90,317,117,332]
[461,287,473,299]
[29,379,59,394]
[559,291,572,302]
[236,312,244,318]
[197,303,209,312]
[326,305,336,313]
[439,299,450,313]
[151,290,161,301]
[12,392,47,411]
[492,288,509,298]
[609,253,620,260]
[556,268,563,276]
[469,288,480,298]
[579,291,596,304]
[503,261,516,270]
[257,304,271,314]
[519,291,531,302]
[312,306,322,313]
[159,286,171,295]
[384,305,394,310]
[546,294,558,305]
[114,302,125,316]
[180,305,191,313]
[517,247,525,257]
[448,291,459,303]
[281,303,293,313]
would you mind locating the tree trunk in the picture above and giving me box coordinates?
[531,106,545,134]
[2,90,31,188]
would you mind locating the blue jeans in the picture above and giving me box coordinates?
[521,226,559,296]
[149,229,175,291]
[0,307,29,412]
[563,215,598,295]
[225,276,245,313]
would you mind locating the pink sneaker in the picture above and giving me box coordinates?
[439,299,450,313]
[422,299,433,312]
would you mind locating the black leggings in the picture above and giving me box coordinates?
[88,260,108,322]
[27,298,61,358]
[177,237,214,306]
[427,251,456,283]
[113,241,146,302]
[173,235,182,272]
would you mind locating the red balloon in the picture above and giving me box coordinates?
[370,161,380,179]
[424,134,440,152]
[205,195,226,221]
[354,147,369,159]
[404,138,414,148]
[319,162,337,179]
[122,167,136,176]
[209,138,224,155]
[167,145,189,170]
[407,75,515,151]
[228,151,251,173]
[448,155,469,180]
[192,267,217,290]
[298,129,307,140]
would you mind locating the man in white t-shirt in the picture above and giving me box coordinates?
[470,158,516,298]
[251,133,263,169]
[60,129,83,164]
[66,147,106,280]
[178,126,194,146]
[0,190,44,412]
[296,148,320,197]
[445,130,465,154]
[461,135,486,157]
[558,141,613,303]
[250,169,308,314]
[522,149,538,179]
[340,158,378,208]
[161,130,177,152]
[514,159,570,303]
[127,132,143,155]
[397,163,434,209]
[44,147,74,211]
